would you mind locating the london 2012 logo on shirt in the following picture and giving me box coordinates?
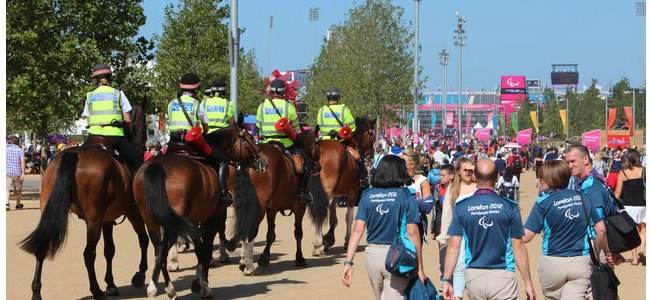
[564,209,579,220]
[478,216,494,229]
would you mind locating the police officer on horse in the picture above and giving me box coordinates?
[256,79,313,203]
[82,63,144,175]
[316,87,368,186]
[202,79,236,205]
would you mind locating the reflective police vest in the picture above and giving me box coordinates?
[167,95,200,131]
[202,96,233,133]
[256,98,298,147]
[86,85,124,136]
[317,103,356,140]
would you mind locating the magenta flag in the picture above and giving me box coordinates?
[517,129,533,146]
[582,130,601,153]
[476,128,491,143]
[446,112,454,126]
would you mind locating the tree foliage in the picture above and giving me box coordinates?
[302,0,417,127]
[151,0,264,115]
[7,0,151,136]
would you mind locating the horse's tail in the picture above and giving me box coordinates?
[144,163,201,245]
[308,171,329,228]
[233,168,260,241]
[20,151,77,259]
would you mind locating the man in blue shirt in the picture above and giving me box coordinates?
[565,145,622,265]
[441,159,535,300]
[494,153,507,176]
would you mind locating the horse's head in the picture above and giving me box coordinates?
[208,113,261,169]
[297,127,320,162]
[130,105,147,152]
[353,117,376,157]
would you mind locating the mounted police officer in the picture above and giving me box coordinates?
[82,63,143,175]
[316,87,368,186]
[256,79,313,203]
[166,73,230,203]
[202,79,235,205]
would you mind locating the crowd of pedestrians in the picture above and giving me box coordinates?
[341,132,646,300]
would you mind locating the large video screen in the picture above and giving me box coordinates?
[500,76,527,102]
[551,72,579,85]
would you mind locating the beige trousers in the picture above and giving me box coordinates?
[538,255,591,300]
[364,243,410,300]
[465,268,518,300]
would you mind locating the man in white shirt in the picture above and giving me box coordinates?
[433,146,446,165]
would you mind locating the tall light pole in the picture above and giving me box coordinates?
[229,0,239,115]
[412,0,421,133]
[624,88,641,145]
[267,16,273,75]
[439,45,449,134]
[453,12,467,141]
[309,8,320,64]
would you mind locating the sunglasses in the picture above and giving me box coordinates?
[461,169,474,173]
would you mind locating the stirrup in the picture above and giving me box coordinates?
[298,191,313,203]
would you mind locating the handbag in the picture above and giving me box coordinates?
[404,278,440,300]
[591,176,641,253]
[385,188,417,278]
[577,192,620,300]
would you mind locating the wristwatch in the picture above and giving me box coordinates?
[343,260,354,266]
[441,277,452,283]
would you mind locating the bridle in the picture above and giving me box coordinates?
[234,127,265,172]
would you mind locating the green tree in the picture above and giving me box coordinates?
[7,0,149,136]
[540,87,562,138]
[152,0,263,115]
[303,0,417,129]
[611,78,645,130]
[573,79,605,134]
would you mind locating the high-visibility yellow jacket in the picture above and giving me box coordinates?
[256,98,298,147]
[167,95,201,131]
[202,96,234,133]
[317,103,355,140]
[86,85,124,136]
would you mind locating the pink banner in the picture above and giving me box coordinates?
[582,130,601,153]
[446,112,454,126]
[476,128,491,143]
[517,128,533,146]
[419,104,502,111]
[501,76,526,89]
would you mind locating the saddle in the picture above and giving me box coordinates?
[166,142,207,163]
[84,136,120,160]
[267,141,303,175]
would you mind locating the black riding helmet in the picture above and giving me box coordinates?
[269,79,286,94]
[179,73,201,90]
[91,64,112,80]
[212,79,227,93]
[325,87,341,100]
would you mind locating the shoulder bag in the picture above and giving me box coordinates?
[590,175,641,253]
[385,188,418,278]
[577,192,620,300]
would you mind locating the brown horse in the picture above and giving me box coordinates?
[20,106,149,300]
[231,128,328,275]
[312,117,375,256]
[133,116,261,299]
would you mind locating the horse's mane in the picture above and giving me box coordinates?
[353,117,372,140]
[130,105,147,152]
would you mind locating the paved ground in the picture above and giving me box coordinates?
[6,171,646,299]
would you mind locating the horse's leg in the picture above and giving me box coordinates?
[195,218,218,299]
[83,225,105,300]
[343,206,355,251]
[160,235,177,300]
[167,242,180,272]
[30,257,45,300]
[146,228,164,300]
[323,201,338,252]
[127,209,148,288]
[258,209,277,268]
[212,205,230,266]
[241,238,257,275]
[294,206,307,267]
[101,224,119,296]
[312,221,325,257]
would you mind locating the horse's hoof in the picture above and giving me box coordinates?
[131,272,146,288]
[324,245,332,253]
[238,263,246,271]
[209,258,220,268]
[295,257,307,267]
[312,249,325,257]
[105,287,120,296]
[243,266,257,276]
[191,279,201,294]
[258,255,270,268]
[219,256,230,264]
[226,240,238,252]
[31,293,42,300]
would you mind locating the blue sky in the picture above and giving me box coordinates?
[141,0,646,92]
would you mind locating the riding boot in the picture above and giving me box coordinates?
[218,161,233,206]
[357,152,369,189]
[298,161,313,204]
